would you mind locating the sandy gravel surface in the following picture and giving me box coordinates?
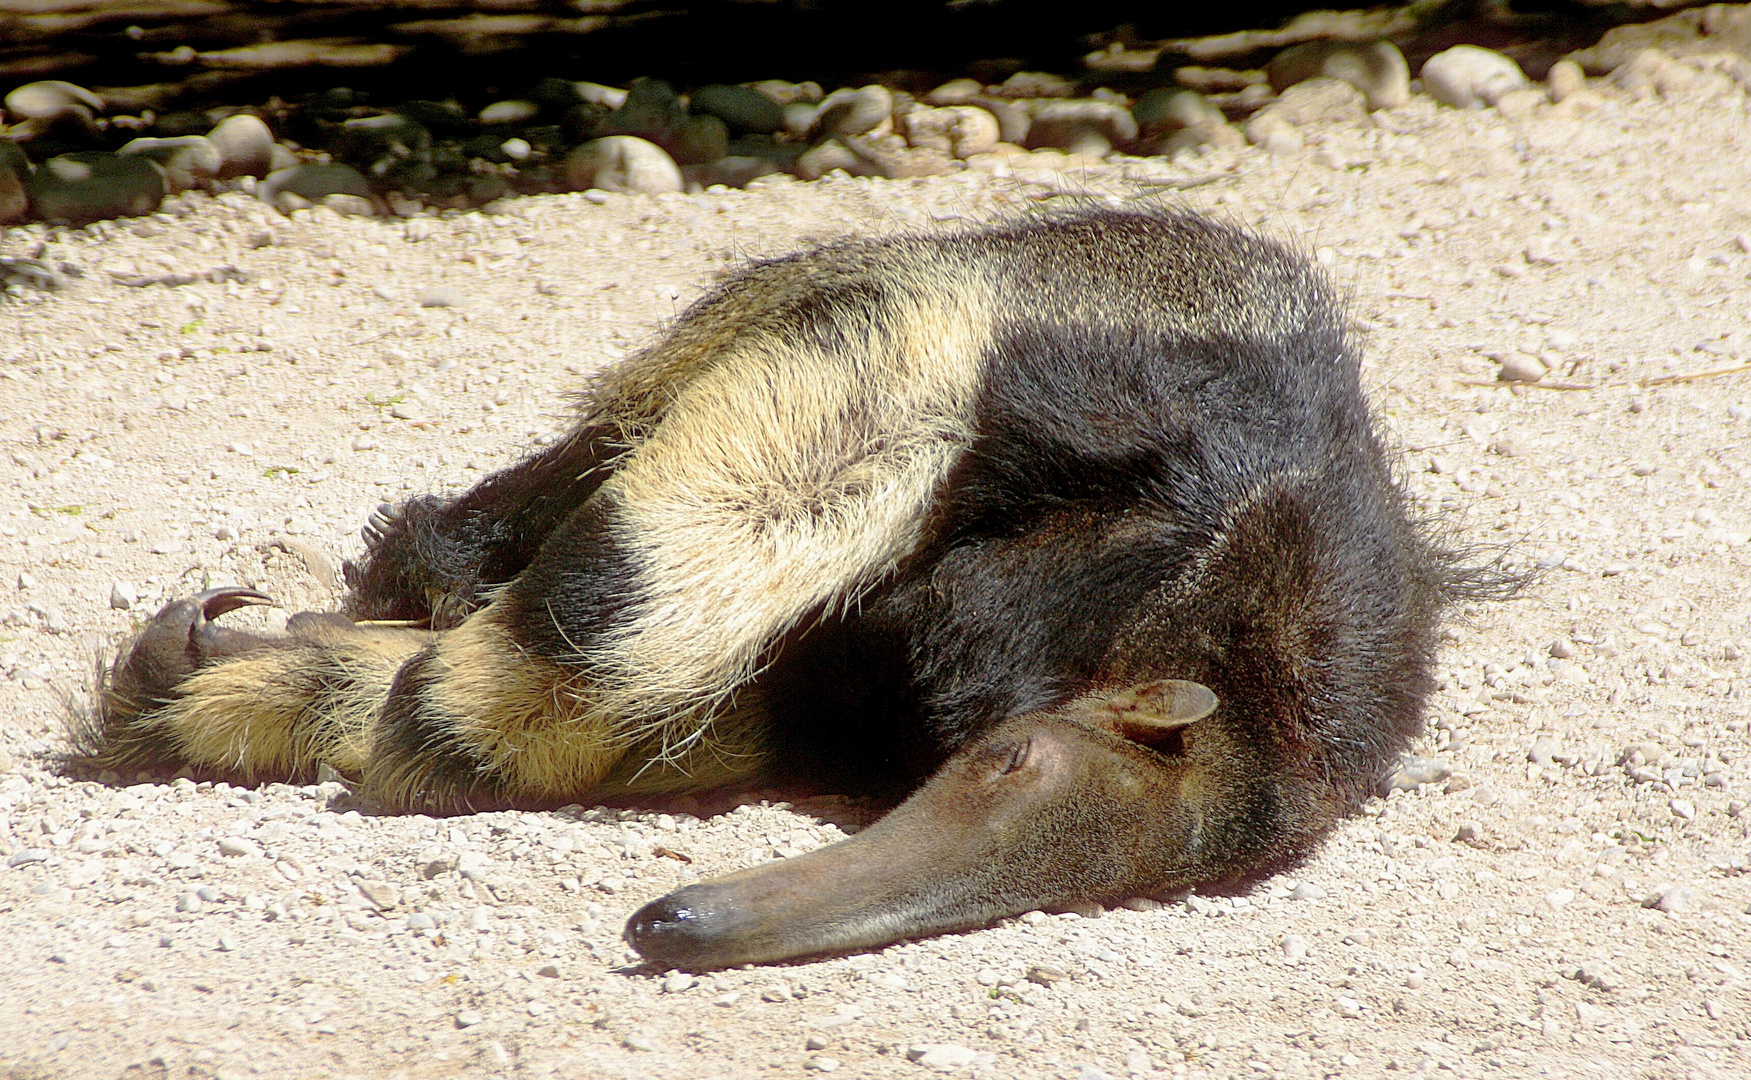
[1,65,1749,1080]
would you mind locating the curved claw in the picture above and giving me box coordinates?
[192,586,274,620]
[362,502,400,546]
[108,589,278,708]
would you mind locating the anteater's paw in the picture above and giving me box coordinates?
[69,587,279,775]
[342,495,481,627]
[106,587,277,705]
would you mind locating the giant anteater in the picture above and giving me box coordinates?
[75,209,1463,971]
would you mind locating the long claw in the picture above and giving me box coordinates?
[193,587,275,620]
[363,502,400,545]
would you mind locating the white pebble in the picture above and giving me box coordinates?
[109,582,137,610]
[1280,935,1309,960]
[1290,882,1326,901]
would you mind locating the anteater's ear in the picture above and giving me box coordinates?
[1080,679,1217,750]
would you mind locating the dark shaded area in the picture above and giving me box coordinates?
[0,1,1680,111]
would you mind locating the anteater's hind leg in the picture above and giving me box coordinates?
[343,424,626,627]
[78,270,997,807]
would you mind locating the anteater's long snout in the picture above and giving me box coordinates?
[626,693,1217,971]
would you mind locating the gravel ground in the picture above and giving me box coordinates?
[1,61,1749,1080]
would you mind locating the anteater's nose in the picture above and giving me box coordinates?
[625,886,734,970]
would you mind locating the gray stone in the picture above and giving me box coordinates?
[597,78,686,144]
[322,194,375,217]
[1025,100,1137,155]
[562,136,682,195]
[689,155,785,189]
[175,891,202,913]
[1420,46,1529,109]
[4,80,102,122]
[1290,881,1326,901]
[925,78,984,105]
[1268,40,1411,111]
[809,85,894,140]
[1133,89,1246,155]
[992,71,1075,98]
[1546,60,1587,103]
[689,84,784,134]
[217,836,258,857]
[478,100,538,125]
[1497,353,1548,384]
[1244,111,1303,155]
[337,114,431,185]
[1262,78,1368,128]
[117,135,221,192]
[667,114,729,167]
[793,139,865,180]
[417,285,465,308]
[7,848,49,867]
[0,140,30,225]
[207,114,275,178]
[901,106,1001,159]
[26,152,166,225]
[258,163,372,207]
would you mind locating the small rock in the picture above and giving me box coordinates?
[1243,111,1303,155]
[217,836,259,858]
[622,1030,660,1052]
[357,880,400,909]
[416,285,465,308]
[924,78,983,106]
[175,891,202,913]
[662,972,695,993]
[991,71,1075,99]
[258,163,372,208]
[1025,100,1138,156]
[27,152,166,226]
[1263,77,1367,127]
[479,99,538,125]
[809,85,894,140]
[1290,881,1326,901]
[454,1009,483,1028]
[117,135,221,192]
[1546,60,1587,103]
[1420,46,1529,109]
[0,140,33,225]
[1268,40,1411,111]
[1646,885,1693,913]
[207,114,275,179]
[1280,934,1309,960]
[500,138,531,161]
[217,935,239,952]
[1454,820,1483,843]
[1336,996,1365,1018]
[796,138,872,180]
[1528,736,1561,766]
[901,106,1001,159]
[806,1056,840,1072]
[5,80,102,123]
[689,84,785,134]
[1382,754,1451,792]
[1026,964,1068,985]
[1132,89,1244,154]
[322,194,375,217]
[575,81,629,109]
[909,1043,978,1069]
[562,136,682,195]
[1497,353,1548,384]
[536,962,559,977]
[351,435,378,452]
[7,848,49,868]
[1669,798,1697,821]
